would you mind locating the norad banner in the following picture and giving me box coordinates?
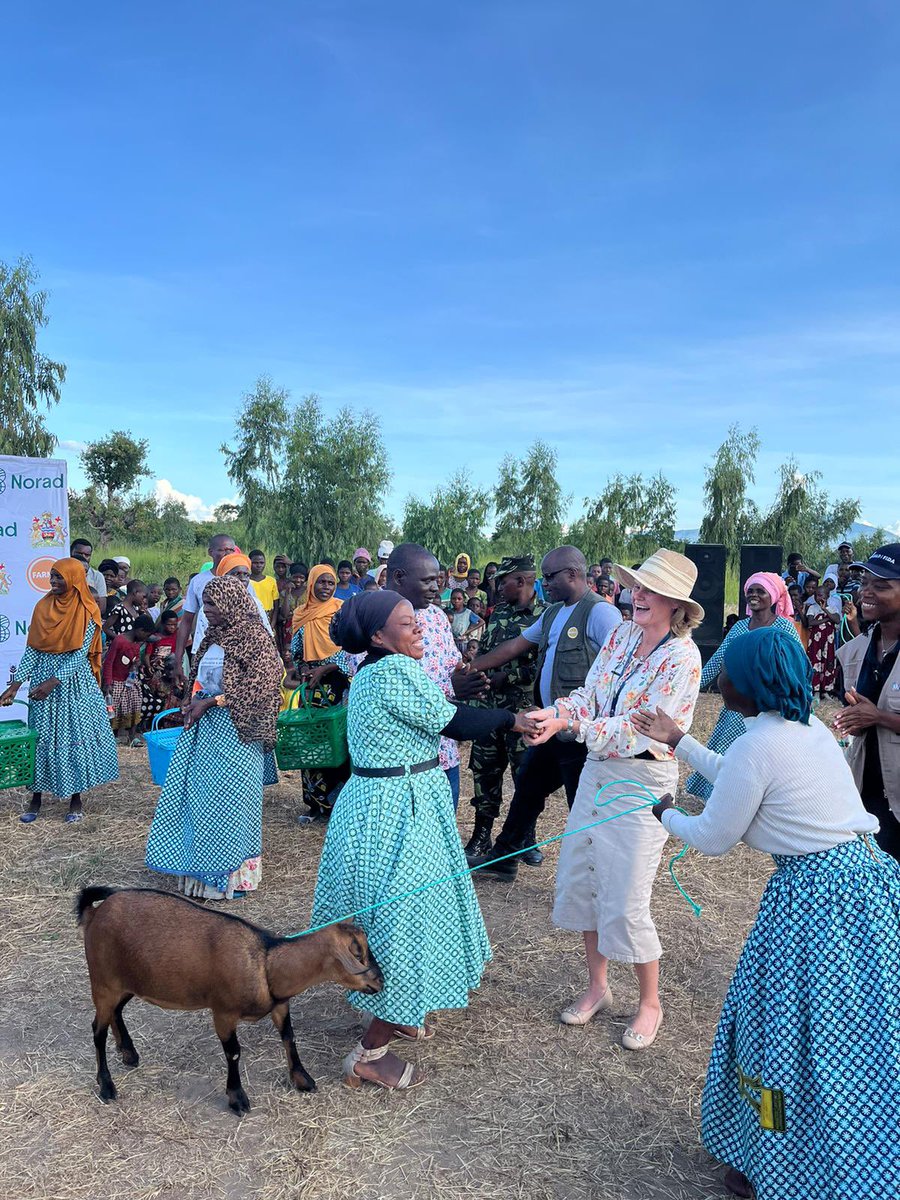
[0,456,69,723]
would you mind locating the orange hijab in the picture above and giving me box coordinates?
[27,557,103,685]
[215,552,252,576]
[291,564,342,659]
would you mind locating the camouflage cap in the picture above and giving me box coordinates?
[494,554,536,581]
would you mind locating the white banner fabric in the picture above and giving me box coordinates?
[0,456,70,723]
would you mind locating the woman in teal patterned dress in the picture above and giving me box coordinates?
[312,590,532,1091]
[1,558,118,823]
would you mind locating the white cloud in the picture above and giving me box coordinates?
[58,438,88,452]
[154,478,237,523]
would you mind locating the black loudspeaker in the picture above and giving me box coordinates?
[685,543,726,663]
[739,544,783,598]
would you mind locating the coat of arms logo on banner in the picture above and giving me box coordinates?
[31,512,67,548]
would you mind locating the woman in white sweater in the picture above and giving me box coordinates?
[633,626,900,1200]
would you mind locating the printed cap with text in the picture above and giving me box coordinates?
[851,543,900,581]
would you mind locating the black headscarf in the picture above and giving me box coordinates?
[330,589,404,655]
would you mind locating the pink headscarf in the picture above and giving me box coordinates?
[744,572,794,619]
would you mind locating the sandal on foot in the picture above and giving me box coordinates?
[64,811,84,824]
[363,1015,435,1042]
[342,1041,425,1091]
[560,985,613,1026]
[622,1007,663,1051]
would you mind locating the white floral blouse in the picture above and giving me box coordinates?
[556,622,701,760]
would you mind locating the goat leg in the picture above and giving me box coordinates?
[110,995,140,1068]
[92,1013,117,1103]
[271,1001,316,1093]
[214,1014,250,1115]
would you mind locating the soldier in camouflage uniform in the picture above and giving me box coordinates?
[465,555,545,864]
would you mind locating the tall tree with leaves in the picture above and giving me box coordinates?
[221,379,392,562]
[569,471,677,564]
[402,470,491,566]
[0,256,66,457]
[757,458,861,564]
[698,424,761,563]
[491,439,571,558]
[73,430,153,546]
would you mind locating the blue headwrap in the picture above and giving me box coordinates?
[723,626,812,725]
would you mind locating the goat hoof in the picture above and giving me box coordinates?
[291,1071,317,1093]
[98,1082,117,1104]
[228,1089,251,1115]
[121,1049,140,1068]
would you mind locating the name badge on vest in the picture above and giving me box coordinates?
[566,626,578,639]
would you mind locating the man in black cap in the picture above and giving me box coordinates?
[465,556,545,864]
[835,543,900,860]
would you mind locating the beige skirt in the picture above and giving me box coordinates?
[552,754,677,964]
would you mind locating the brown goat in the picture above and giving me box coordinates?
[76,886,382,1113]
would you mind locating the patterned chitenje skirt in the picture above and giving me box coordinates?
[807,621,836,695]
[106,679,142,730]
[145,702,264,896]
[702,838,900,1199]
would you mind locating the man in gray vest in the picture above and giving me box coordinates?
[469,545,621,878]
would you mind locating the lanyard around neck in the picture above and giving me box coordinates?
[609,631,672,715]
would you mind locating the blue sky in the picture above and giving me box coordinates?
[3,1,899,532]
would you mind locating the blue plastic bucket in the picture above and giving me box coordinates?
[144,708,183,786]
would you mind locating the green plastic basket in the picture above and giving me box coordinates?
[276,685,348,770]
[0,700,37,791]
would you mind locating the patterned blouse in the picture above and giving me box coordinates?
[556,622,701,760]
[417,603,462,771]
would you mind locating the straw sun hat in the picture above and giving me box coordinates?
[612,549,704,623]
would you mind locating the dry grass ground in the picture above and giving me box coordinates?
[0,695,839,1200]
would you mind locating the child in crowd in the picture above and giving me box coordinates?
[788,583,809,648]
[466,595,487,643]
[146,583,162,622]
[103,614,155,744]
[162,576,183,616]
[139,610,180,724]
[463,638,481,664]
[335,560,361,601]
[447,589,482,650]
[804,584,838,697]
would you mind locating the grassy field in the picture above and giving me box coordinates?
[0,693,829,1200]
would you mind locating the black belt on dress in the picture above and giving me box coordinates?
[351,757,440,779]
[633,750,655,761]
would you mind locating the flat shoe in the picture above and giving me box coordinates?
[622,1007,663,1051]
[560,985,613,1026]
[64,811,84,824]
[19,812,39,824]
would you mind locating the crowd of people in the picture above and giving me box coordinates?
[3,530,900,1198]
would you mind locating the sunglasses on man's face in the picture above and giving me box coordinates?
[542,568,570,583]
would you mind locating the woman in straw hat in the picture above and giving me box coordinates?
[526,549,702,1050]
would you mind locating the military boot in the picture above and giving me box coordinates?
[464,816,494,865]
[520,822,544,867]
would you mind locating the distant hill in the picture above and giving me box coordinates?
[675,520,887,545]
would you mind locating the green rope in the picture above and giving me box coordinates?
[285,777,701,939]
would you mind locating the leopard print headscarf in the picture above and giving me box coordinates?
[190,576,283,749]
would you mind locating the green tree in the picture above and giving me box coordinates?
[402,470,491,566]
[73,430,153,545]
[0,256,67,457]
[569,471,677,565]
[698,424,761,563]
[222,380,392,562]
[491,439,571,558]
[757,458,861,564]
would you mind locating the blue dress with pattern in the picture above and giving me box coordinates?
[310,653,492,1026]
[13,622,119,797]
[145,645,264,893]
[687,617,800,799]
